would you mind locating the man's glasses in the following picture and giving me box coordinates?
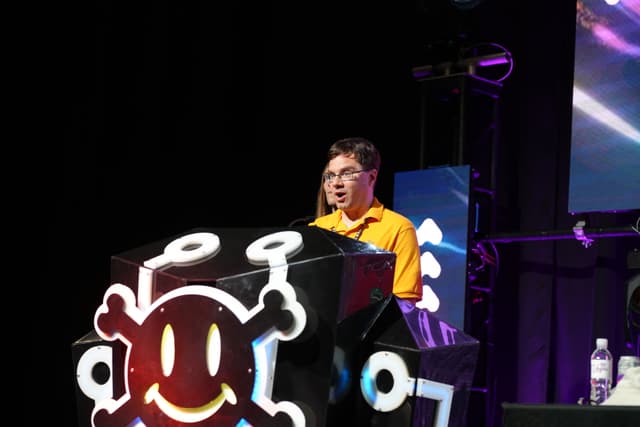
[323,169,371,183]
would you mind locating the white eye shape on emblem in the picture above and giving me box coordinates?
[206,323,221,377]
[161,324,175,377]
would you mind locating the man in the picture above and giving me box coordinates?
[309,137,422,302]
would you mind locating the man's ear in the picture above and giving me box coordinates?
[368,169,378,185]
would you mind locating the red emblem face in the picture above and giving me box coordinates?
[93,283,305,427]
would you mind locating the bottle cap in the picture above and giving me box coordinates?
[596,338,608,348]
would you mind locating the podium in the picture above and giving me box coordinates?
[72,227,479,426]
[73,227,394,427]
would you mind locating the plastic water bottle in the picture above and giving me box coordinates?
[617,355,640,385]
[590,338,613,405]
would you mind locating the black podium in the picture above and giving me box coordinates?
[72,227,479,427]
[73,227,394,427]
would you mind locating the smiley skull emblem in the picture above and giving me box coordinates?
[92,281,306,427]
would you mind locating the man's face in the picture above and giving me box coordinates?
[325,154,376,215]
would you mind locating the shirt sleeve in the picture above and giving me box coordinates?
[390,224,423,301]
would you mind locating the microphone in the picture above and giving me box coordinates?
[288,216,316,227]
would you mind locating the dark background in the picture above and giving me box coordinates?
[34,1,639,426]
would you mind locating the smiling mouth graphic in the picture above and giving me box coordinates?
[145,382,237,423]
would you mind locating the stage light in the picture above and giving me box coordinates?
[412,42,514,83]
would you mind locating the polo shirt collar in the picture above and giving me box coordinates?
[330,197,384,233]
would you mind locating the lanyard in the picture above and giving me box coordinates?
[331,224,364,241]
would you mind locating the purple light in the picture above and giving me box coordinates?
[477,56,510,67]
[412,69,433,79]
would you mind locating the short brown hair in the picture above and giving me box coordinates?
[327,137,381,172]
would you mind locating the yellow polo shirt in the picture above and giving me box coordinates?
[309,197,422,300]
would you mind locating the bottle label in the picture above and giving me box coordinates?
[591,359,611,380]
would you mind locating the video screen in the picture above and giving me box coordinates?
[569,0,640,213]
[393,165,471,330]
